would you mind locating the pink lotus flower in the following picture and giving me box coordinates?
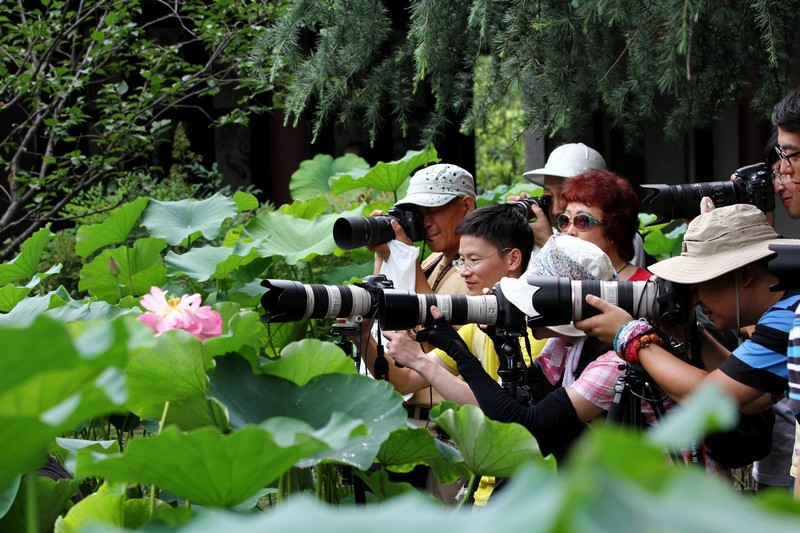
[137,287,223,341]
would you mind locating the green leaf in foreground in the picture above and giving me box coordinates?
[208,354,406,470]
[73,425,330,508]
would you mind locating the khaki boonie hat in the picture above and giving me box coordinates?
[648,204,800,284]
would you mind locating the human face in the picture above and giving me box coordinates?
[543,176,567,216]
[774,128,800,219]
[694,273,738,330]
[560,202,612,256]
[454,235,513,295]
[418,197,473,257]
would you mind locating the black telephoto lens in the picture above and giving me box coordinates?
[333,216,395,250]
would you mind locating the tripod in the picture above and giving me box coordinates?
[494,330,534,407]
[606,362,668,427]
[328,321,368,505]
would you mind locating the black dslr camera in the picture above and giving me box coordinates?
[639,162,775,224]
[333,206,425,250]
[509,195,553,223]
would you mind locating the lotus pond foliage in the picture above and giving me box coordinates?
[1,148,799,532]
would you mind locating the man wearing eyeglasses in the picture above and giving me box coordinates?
[772,88,800,220]
[362,203,545,404]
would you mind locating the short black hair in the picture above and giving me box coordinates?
[455,203,534,271]
[765,130,779,167]
[772,87,800,134]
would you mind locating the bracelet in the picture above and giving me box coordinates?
[615,319,656,365]
[631,333,665,364]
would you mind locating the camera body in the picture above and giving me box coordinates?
[333,206,425,250]
[639,162,775,224]
[386,206,426,241]
[509,195,553,222]
[734,162,775,213]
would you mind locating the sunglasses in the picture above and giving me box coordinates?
[556,213,606,232]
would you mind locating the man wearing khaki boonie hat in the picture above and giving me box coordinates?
[575,203,800,414]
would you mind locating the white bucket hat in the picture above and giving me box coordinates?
[395,163,476,208]
[648,204,800,284]
[523,143,606,186]
[501,234,615,337]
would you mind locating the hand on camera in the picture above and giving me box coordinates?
[416,306,480,364]
[382,328,426,369]
[573,294,634,345]
[507,192,553,247]
[365,210,413,261]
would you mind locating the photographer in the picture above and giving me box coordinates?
[772,87,800,221]
[367,163,476,295]
[574,204,800,429]
[362,203,545,403]
[520,143,647,266]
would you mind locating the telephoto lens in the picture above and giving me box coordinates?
[332,216,396,251]
[499,276,661,326]
[260,280,376,323]
[379,289,500,330]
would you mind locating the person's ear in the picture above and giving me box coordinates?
[737,264,757,287]
[506,247,523,272]
[463,196,476,213]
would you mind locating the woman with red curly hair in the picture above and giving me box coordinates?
[559,169,650,281]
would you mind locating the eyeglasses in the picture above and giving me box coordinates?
[556,213,606,232]
[774,145,800,165]
[452,248,511,272]
[773,170,800,187]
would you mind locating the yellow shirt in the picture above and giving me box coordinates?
[434,323,545,379]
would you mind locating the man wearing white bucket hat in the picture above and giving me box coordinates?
[575,204,800,415]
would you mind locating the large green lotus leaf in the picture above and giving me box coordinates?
[140,193,238,245]
[75,198,149,258]
[54,482,191,533]
[78,238,168,302]
[45,300,138,324]
[0,475,82,533]
[73,425,331,508]
[476,182,542,206]
[138,395,229,432]
[277,196,329,219]
[0,421,58,490]
[259,339,355,386]
[245,205,363,264]
[164,241,261,283]
[124,328,211,415]
[430,403,552,478]
[376,426,471,484]
[0,317,128,406]
[0,318,129,486]
[329,147,439,195]
[77,438,800,533]
[207,354,406,470]
[648,382,738,452]
[289,153,370,200]
[377,426,443,471]
[0,284,32,313]
[201,303,266,365]
[232,191,259,212]
[0,226,54,285]
[0,477,19,519]
[0,290,68,327]
[262,320,309,358]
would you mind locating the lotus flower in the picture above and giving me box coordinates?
[138,286,223,341]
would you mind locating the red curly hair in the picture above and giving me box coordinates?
[561,169,639,261]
